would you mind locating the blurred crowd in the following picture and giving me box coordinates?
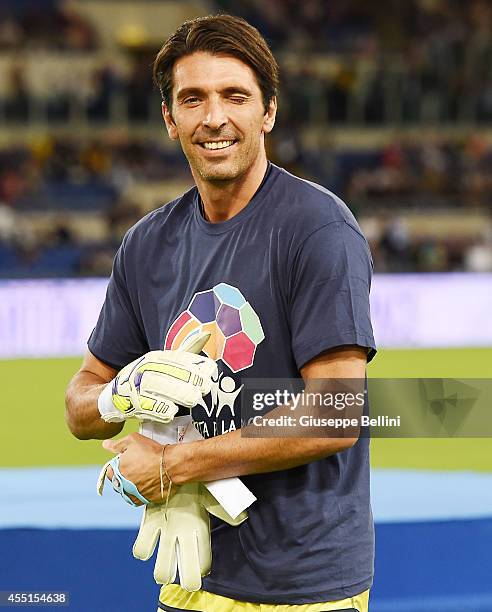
[1,0,492,124]
[0,134,491,278]
[0,0,97,51]
[368,216,492,274]
[0,0,491,277]
[0,136,188,277]
[218,0,492,53]
[272,132,492,210]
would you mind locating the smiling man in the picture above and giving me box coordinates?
[157,26,277,223]
[169,52,271,184]
[65,14,376,612]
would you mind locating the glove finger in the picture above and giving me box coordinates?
[201,488,248,526]
[164,384,201,409]
[178,331,211,355]
[154,533,178,585]
[135,367,201,409]
[140,352,216,401]
[133,398,179,423]
[197,369,218,396]
[134,411,179,425]
[196,518,212,577]
[132,505,164,561]
[176,533,204,592]
[197,358,218,381]
[171,353,217,385]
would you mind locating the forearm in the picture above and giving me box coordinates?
[167,356,365,484]
[65,371,123,440]
[167,427,354,484]
[108,347,366,491]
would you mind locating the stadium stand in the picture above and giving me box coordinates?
[0,0,491,277]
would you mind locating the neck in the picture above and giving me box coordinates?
[193,151,268,223]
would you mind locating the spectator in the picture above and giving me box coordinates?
[465,238,492,272]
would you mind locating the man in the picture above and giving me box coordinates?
[65,14,376,612]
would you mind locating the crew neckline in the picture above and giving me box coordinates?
[193,162,276,235]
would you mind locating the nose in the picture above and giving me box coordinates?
[202,98,227,131]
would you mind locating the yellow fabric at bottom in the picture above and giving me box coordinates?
[159,584,370,612]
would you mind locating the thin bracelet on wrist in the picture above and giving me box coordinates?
[159,444,173,506]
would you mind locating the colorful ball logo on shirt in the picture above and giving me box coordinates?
[165,283,264,373]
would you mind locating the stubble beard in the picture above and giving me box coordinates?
[185,137,260,184]
[195,157,242,182]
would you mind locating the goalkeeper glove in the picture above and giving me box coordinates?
[98,333,216,424]
[132,483,247,591]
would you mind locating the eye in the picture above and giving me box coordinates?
[183,96,200,105]
[229,96,247,104]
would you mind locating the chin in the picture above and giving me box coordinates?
[200,170,239,182]
[197,162,243,182]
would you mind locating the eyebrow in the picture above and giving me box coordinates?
[176,86,253,101]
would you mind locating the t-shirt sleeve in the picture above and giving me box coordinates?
[289,220,376,369]
[88,238,148,370]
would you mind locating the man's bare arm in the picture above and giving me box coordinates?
[65,351,123,440]
[165,346,368,485]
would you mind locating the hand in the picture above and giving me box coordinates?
[102,432,170,506]
[98,337,217,424]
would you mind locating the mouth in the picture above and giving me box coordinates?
[199,140,237,151]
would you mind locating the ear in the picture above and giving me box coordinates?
[162,102,178,140]
[262,97,277,134]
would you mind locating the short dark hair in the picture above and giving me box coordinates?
[153,14,279,113]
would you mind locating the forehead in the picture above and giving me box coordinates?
[172,52,261,96]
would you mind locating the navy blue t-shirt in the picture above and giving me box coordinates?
[89,163,377,604]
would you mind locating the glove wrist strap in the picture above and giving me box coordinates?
[98,380,125,422]
[110,455,150,505]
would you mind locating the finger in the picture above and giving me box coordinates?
[106,466,114,480]
[127,493,142,506]
[102,437,129,454]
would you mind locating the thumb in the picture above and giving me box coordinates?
[178,331,211,355]
[102,437,128,454]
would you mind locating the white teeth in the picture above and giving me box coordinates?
[202,140,234,150]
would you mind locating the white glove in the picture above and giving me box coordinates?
[98,332,216,424]
[133,483,247,591]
